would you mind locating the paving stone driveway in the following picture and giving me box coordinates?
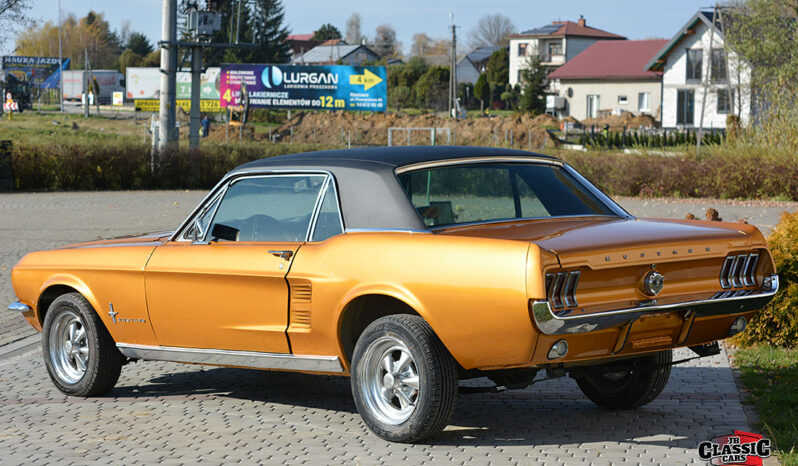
[2,191,790,465]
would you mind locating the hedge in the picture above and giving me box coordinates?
[732,210,798,348]
[9,142,339,191]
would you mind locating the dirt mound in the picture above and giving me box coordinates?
[261,111,562,149]
[582,111,659,130]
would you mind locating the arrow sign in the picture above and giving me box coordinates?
[349,69,383,91]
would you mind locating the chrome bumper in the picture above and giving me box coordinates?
[532,275,779,335]
[7,302,31,312]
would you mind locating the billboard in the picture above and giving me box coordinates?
[1,56,70,89]
[219,64,386,112]
[126,67,221,100]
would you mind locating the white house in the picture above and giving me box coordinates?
[645,10,751,129]
[508,16,625,87]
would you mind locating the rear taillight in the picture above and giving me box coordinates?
[545,270,580,309]
[720,252,759,289]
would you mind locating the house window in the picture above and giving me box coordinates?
[638,92,650,112]
[548,42,562,57]
[618,95,628,105]
[686,49,702,81]
[677,89,695,125]
[716,89,733,114]
[586,95,600,119]
[711,49,727,82]
[518,43,528,57]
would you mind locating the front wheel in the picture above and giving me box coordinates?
[351,315,458,443]
[574,350,672,410]
[42,292,124,396]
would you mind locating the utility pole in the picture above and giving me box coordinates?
[697,5,718,153]
[83,49,89,118]
[448,13,457,118]
[189,46,202,149]
[158,0,178,152]
[57,0,64,113]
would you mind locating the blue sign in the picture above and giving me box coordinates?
[220,64,386,112]
[1,56,70,89]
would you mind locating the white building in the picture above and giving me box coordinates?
[645,10,752,129]
[547,39,667,121]
[508,16,625,87]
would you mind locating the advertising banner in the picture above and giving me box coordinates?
[134,99,223,113]
[219,64,386,112]
[126,67,221,100]
[1,56,70,89]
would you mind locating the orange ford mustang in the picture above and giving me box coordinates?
[9,146,778,442]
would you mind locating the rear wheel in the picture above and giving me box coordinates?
[574,350,672,409]
[42,293,124,396]
[351,315,458,443]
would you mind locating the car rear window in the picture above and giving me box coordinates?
[397,162,615,227]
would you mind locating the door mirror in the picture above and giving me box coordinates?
[191,218,210,245]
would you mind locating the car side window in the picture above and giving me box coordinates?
[182,193,221,240]
[207,175,326,242]
[311,182,344,242]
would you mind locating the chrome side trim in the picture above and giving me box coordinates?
[531,274,779,335]
[8,302,31,312]
[429,214,617,231]
[344,228,431,234]
[394,156,563,174]
[116,343,344,373]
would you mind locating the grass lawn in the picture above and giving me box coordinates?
[732,346,798,465]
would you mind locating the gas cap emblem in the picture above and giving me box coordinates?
[643,271,665,296]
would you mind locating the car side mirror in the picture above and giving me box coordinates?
[191,219,209,245]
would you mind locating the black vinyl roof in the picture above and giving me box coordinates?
[228,146,559,231]
[233,146,556,172]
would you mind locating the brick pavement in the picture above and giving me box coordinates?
[1,191,788,465]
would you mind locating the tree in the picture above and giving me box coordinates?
[312,23,341,41]
[208,0,290,65]
[414,65,449,110]
[372,24,401,58]
[0,0,31,48]
[485,48,509,103]
[518,55,547,113]
[345,13,364,45]
[126,32,153,57]
[468,13,515,49]
[15,11,121,69]
[474,73,490,110]
[410,33,450,57]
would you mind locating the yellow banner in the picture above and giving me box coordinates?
[134,99,223,113]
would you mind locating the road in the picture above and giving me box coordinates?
[1,191,793,464]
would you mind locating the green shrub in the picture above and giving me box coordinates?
[733,210,798,347]
[11,141,340,191]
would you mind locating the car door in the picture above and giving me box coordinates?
[144,173,328,353]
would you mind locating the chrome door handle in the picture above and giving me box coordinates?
[269,250,294,260]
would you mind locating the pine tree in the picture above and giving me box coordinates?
[207,0,290,65]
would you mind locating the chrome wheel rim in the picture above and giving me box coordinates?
[358,336,420,425]
[49,310,89,384]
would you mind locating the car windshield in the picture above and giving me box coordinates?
[397,162,616,227]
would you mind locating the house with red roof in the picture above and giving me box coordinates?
[508,16,625,87]
[547,39,667,121]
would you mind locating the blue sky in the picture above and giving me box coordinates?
[6,0,707,56]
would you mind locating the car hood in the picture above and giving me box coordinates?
[436,216,765,268]
[55,231,173,250]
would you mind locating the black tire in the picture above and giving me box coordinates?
[42,292,124,396]
[574,350,672,410]
[351,315,458,443]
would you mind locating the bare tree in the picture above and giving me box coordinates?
[345,13,363,45]
[0,0,31,48]
[371,23,401,58]
[467,13,515,49]
[411,33,450,57]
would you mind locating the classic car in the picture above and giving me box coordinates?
[9,146,778,442]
